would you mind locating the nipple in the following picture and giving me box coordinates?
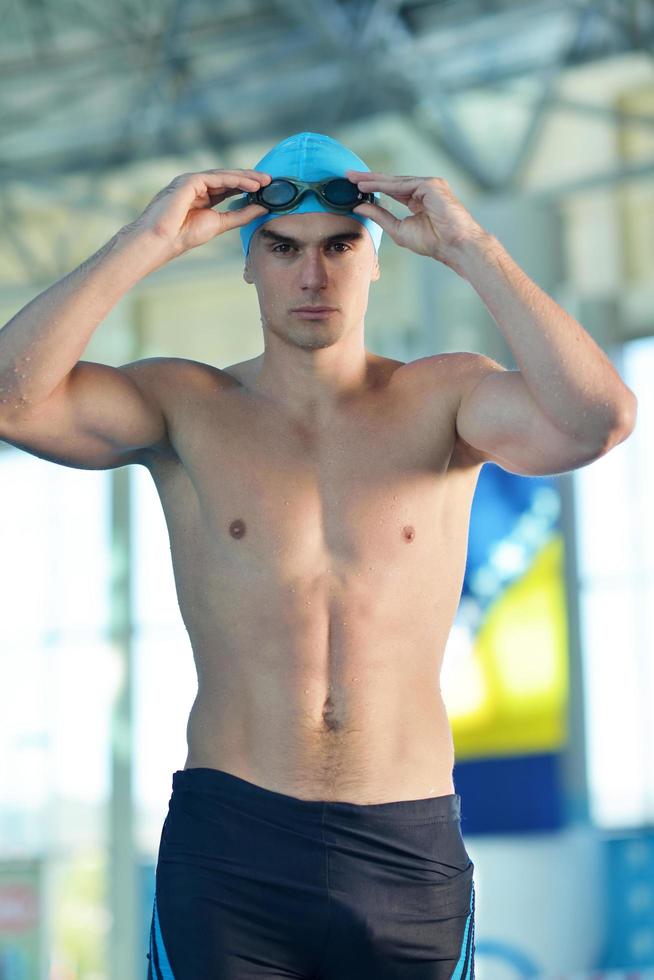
[229,518,246,539]
[402,525,415,542]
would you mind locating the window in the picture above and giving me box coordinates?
[574,337,653,828]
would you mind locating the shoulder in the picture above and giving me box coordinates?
[398,351,491,392]
[121,356,233,396]
[119,356,234,463]
[400,352,506,465]
[412,350,502,375]
[402,351,506,398]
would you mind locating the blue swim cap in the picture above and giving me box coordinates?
[239,131,383,258]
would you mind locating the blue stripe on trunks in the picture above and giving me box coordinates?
[451,880,476,979]
[148,893,176,979]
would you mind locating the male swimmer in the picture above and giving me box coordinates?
[0,132,636,978]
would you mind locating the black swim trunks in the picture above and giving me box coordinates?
[147,767,475,979]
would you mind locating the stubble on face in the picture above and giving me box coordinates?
[244,214,380,349]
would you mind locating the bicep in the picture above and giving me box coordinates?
[455,355,604,476]
[0,357,173,471]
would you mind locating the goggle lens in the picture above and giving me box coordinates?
[259,179,298,206]
[322,178,360,206]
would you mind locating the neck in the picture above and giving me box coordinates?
[250,342,378,423]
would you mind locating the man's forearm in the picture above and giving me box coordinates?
[0,223,172,414]
[447,232,637,447]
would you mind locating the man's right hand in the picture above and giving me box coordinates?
[128,169,272,258]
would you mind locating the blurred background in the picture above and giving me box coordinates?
[0,0,653,977]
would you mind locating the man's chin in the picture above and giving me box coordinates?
[262,315,346,348]
[285,327,341,350]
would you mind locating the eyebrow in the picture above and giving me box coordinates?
[258,228,365,247]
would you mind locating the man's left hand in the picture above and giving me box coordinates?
[345,170,489,266]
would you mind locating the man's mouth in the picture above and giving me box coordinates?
[291,306,338,317]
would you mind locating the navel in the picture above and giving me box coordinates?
[402,525,416,542]
[229,518,246,539]
[321,696,344,731]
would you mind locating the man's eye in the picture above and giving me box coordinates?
[271,242,350,253]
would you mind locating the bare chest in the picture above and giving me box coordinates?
[146,362,480,599]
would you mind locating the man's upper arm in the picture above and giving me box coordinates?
[453,353,610,476]
[0,356,176,470]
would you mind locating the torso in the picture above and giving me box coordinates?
[142,352,484,803]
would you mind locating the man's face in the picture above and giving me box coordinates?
[243,212,380,351]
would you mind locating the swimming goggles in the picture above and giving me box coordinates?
[229,176,376,213]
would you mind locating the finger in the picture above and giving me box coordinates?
[190,173,267,196]
[205,173,263,189]
[219,203,268,232]
[204,178,265,206]
[352,201,401,237]
[350,176,422,197]
[235,169,272,181]
[212,186,252,200]
[345,170,417,183]
[202,169,272,183]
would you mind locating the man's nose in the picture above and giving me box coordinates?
[299,250,329,289]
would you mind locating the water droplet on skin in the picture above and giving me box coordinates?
[19,373,26,379]
[304,689,309,694]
